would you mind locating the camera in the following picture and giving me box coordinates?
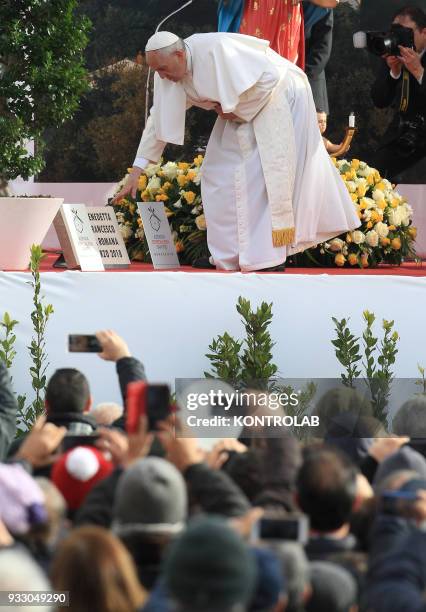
[353,24,414,57]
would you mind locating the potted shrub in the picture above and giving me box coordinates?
[0,0,90,269]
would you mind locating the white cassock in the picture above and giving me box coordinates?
[135,32,360,271]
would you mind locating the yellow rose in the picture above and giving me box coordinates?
[370,210,380,223]
[391,198,399,208]
[380,237,390,246]
[377,199,386,210]
[183,191,196,205]
[374,170,382,182]
[335,253,346,267]
[346,233,352,243]
[360,254,369,268]
[187,170,196,181]
[357,185,367,198]
[391,237,401,250]
[408,226,417,239]
[348,253,358,266]
[351,159,360,171]
[156,194,169,202]
[177,175,188,187]
[175,241,185,253]
[388,225,396,231]
[367,174,375,185]
[194,155,204,166]
[351,193,359,202]
[366,221,373,229]
[138,175,147,190]
[137,218,143,226]
[178,162,190,171]
[195,214,207,231]
[162,181,172,191]
[142,190,150,202]
[375,182,386,191]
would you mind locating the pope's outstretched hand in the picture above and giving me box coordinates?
[112,167,143,203]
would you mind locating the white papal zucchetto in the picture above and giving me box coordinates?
[145,31,180,52]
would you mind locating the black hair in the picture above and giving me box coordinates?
[297,447,357,532]
[393,5,426,28]
[46,368,90,414]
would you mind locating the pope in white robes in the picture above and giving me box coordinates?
[115,31,360,272]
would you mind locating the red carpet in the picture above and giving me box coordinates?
[33,252,426,276]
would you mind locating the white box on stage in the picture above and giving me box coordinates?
[0,196,63,270]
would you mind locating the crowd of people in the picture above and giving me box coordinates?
[2,330,426,611]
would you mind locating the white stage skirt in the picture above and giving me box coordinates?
[1,270,426,406]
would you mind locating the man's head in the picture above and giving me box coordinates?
[296,448,358,533]
[45,369,91,415]
[145,32,187,82]
[317,112,328,135]
[393,6,426,53]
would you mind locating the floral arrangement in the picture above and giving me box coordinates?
[309,158,417,267]
[110,156,416,267]
[110,155,208,263]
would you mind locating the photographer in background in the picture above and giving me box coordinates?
[371,6,426,183]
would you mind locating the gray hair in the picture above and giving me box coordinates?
[156,39,185,56]
[266,541,310,612]
[392,396,426,437]
[90,402,123,426]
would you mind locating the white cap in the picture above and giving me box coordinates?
[145,31,180,52]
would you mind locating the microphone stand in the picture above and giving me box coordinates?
[144,0,194,126]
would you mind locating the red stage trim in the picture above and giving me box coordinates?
[29,253,426,277]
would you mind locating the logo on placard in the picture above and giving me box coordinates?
[148,206,161,232]
[72,208,84,234]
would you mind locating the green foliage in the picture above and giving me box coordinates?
[205,296,278,390]
[0,0,90,180]
[26,245,54,422]
[332,317,362,387]
[416,364,426,395]
[0,312,19,370]
[332,310,399,422]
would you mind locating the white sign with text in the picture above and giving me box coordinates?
[87,207,130,268]
[54,204,104,271]
[138,202,180,269]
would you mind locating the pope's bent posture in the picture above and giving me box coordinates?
[115,31,360,272]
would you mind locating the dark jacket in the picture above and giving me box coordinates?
[75,462,250,528]
[112,356,147,430]
[305,10,334,114]
[0,363,17,461]
[363,528,426,612]
[371,54,426,182]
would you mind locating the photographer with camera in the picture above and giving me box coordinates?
[370,6,426,183]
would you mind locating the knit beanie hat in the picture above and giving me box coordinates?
[51,446,113,510]
[164,516,257,611]
[307,561,357,612]
[113,457,187,535]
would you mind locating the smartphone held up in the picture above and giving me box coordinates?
[126,381,172,433]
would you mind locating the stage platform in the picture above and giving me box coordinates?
[1,255,426,406]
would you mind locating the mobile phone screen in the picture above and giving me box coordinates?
[68,335,102,353]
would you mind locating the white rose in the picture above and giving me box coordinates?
[346,181,357,193]
[119,224,133,240]
[147,176,161,195]
[372,189,385,202]
[374,222,389,238]
[173,199,182,209]
[352,230,366,244]
[144,163,161,178]
[329,238,345,252]
[115,212,125,223]
[365,230,379,247]
[161,162,178,180]
[362,197,376,210]
[195,214,207,231]
[388,208,402,226]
